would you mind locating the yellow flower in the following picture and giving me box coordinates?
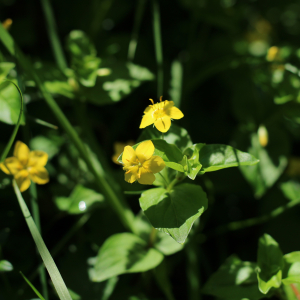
[112,140,135,165]
[0,141,49,192]
[122,140,165,185]
[139,96,184,133]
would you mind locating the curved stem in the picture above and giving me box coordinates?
[0,81,23,162]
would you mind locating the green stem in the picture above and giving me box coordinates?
[166,174,186,192]
[29,183,49,300]
[0,81,23,162]
[0,26,136,234]
[158,172,169,186]
[40,0,67,70]
[148,227,157,248]
[211,199,300,236]
[128,0,147,61]
[152,0,163,98]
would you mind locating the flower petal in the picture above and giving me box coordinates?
[168,106,184,119]
[143,156,165,173]
[136,140,154,163]
[28,151,48,167]
[124,166,139,183]
[122,146,137,165]
[137,169,156,185]
[144,105,153,114]
[140,113,154,129]
[154,116,171,133]
[29,167,49,184]
[0,157,23,175]
[15,169,31,192]
[13,141,30,166]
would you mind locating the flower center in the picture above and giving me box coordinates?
[153,108,165,120]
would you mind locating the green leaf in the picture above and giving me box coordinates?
[203,255,265,300]
[88,233,164,282]
[0,260,13,272]
[280,181,300,202]
[282,252,300,285]
[55,185,104,214]
[0,81,25,125]
[283,283,300,300]
[139,184,208,244]
[183,144,204,179]
[256,234,284,294]
[66,30,101,87]
[138,124,193,152]
[0,62,15,81]
[196,143,259,172]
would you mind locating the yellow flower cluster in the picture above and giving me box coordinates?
[120,96,184,185]
[0,141,49,192]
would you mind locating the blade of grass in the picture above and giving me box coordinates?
[152,0,163,98]
[40,0,67,70]
[28,116,58,129]
[13,180,72,300]
[0,24,136,234]
[169,60,183,108]
[128,0,147,61]
[0,81,23,162]
[20,271,46,300]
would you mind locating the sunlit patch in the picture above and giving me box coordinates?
[78,201,87,211]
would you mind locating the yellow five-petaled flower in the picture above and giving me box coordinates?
[122,140,165,185]
[139,96,184,133]
[0,141,49,192]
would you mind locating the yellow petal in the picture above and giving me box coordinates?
[15,169,31,192]
[144,105,153,114]
[122,146,137,165]
[168,106,184,119]
[28,151,48,167]
[13,141,30,165]
[136,140,154,163]
[0,157,23,175]
[29,167,49,184]
[143,156,165,173]
[154,116,171,133]
[124,166,139,183]
[137,169,156,185]
[140,113,154,129]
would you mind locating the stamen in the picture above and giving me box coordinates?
[160,96,163,102]
[125,170,131,174]
[149,98,154,105]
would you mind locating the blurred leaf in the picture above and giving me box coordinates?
[282,252,300,285]
[169,60,182,107]
[256,234,283,294]
[138,124,193,152]
[0,81,25,125]
[67,30,101,87]
[55,185,104,214]
[0,62,15,81]
[280,180,300,202]
[240,132,288,198]
[203,255,265,300]
[139,184,208,244]
[88,233,164,282]
[283,283,300,300]
[81,62,154,105]
[101,277,118,300]
[68,288,81,300]
[0,260,13,272]
[195,143,259,172]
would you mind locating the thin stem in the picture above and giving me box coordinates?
[124,191,147,195]
[158,172,169,186]
[29,183,49,300]
[210,199,300,236]
[28,116,58,129]
[40,0,67,70]
[128,0,147,60]
[152,0,163,98]
[291,284,300,300]
[0,81,23,162]
[148,227,157,248]
[0,26,136,234]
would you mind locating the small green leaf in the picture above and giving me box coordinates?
[0,260,13,272]
[0,81,25,125]
[55,185,104,214]
[256,234,284,294]
[282,252,300,285]
[139,184,208,244]
[197,143,259,172]
[203,255,265,300]
[280,181,300,202]
[0,62,15,81]
[88,233,164,282]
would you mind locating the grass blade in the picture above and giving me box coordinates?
[169,60,183,108]
[13,180,72,300]
[20,271,46,300]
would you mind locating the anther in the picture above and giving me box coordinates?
[149,98,154,105]
[160,96,163,102]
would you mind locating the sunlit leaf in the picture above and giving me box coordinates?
[0,260,13,272]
